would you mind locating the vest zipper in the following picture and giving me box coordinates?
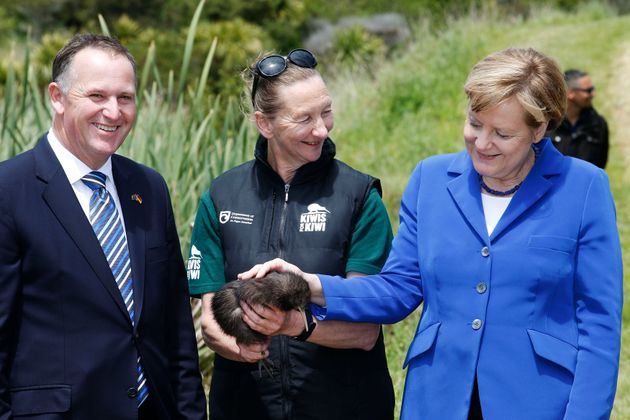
[278,184,290,260]
[278,183,291,420]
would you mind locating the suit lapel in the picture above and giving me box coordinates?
[112,157,146,327]
[446,153,489,242]
[490,139,563,240]
[34,138,131,321]
[445,140,564,243]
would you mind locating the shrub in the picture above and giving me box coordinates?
[330,25,386,73]
[33,30,72,84]
[189,19,274,98]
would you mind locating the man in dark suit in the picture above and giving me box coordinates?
[0,34,206,419]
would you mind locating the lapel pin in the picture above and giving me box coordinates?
[131,193,143,204]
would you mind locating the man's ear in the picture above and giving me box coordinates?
[48,82,65,114]
[255,111,273,139]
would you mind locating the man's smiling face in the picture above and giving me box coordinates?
[50,47,136,169]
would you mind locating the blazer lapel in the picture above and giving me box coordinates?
[446,152,489,243]
[112,157,146,327]
[34,138,131,321]
[490,139,564,240]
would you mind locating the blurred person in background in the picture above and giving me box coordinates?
[549,69,609,168]
[241,48,623,420]
[187,48,395,419]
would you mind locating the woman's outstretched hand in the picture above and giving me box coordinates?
[238,258,326,306]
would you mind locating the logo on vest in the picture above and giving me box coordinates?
[187,244,202,281]
[299,203,330,232]
[219,211,231,224]
[219,210,254,225]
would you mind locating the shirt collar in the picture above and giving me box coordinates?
[254,135,336,185]
[47,130,114,184]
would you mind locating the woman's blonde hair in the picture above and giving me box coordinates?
[464,48,566,130]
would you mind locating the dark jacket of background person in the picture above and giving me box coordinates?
[0,138,206,419]
[549,106,609,168]
[190,137,394,419]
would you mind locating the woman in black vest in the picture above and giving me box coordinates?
[187,49,395,420]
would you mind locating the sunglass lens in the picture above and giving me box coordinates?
[258,55,287,77]
[288,49,317,68]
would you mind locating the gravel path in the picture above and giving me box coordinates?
[607,41,630,177]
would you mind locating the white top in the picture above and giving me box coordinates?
[47,130,127,233]
[481,193,512,235]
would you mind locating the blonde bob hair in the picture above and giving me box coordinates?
[464,48,566,131]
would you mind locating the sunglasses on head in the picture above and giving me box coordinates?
[574,86,595,94]
[251,48,318,106]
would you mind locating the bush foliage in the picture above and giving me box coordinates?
[2,0,625,101]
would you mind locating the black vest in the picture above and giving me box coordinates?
[212,137,380,281]
[209,137,393,420]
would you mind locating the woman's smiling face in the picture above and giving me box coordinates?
[263,74,334,172]
[464,96,545,190]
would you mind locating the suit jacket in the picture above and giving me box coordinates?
[0,136,206,419]
[317,139,623,420]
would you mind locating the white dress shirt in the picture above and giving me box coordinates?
[481,193,511,236]
[47,130,127,234]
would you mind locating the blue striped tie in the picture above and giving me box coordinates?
[82,171,148,405]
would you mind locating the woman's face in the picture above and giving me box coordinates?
[464,96,545,188]
[262,75,334,171]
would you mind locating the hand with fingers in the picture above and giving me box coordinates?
[238,258,326,306]
[240,301,306,338]
[236,340,270,364]
[212,271,311,350]
[237,258,303,280]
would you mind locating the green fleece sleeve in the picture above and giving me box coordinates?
[345,188,393,275]
[186,191,226,297]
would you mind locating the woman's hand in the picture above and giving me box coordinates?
[238,258,326,306]
[238,258,303,280]
[240,301,305,337]
[236,339,270,363]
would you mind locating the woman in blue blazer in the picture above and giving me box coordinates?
[239,48,623,419]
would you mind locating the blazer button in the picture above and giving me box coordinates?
[476,282,487,294]
[480,246,490,257]
[127,387,138,398]
[471,319,483,330]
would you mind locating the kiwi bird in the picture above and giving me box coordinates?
[211,271,311,346]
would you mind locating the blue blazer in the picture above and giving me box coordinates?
[0,137,206,419]
[318,139,622,420]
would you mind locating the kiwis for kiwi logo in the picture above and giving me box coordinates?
[187,245,202,281]
[299,203,330,232]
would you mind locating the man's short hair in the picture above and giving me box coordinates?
[564,69,589,89]
[52,33,137,93]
